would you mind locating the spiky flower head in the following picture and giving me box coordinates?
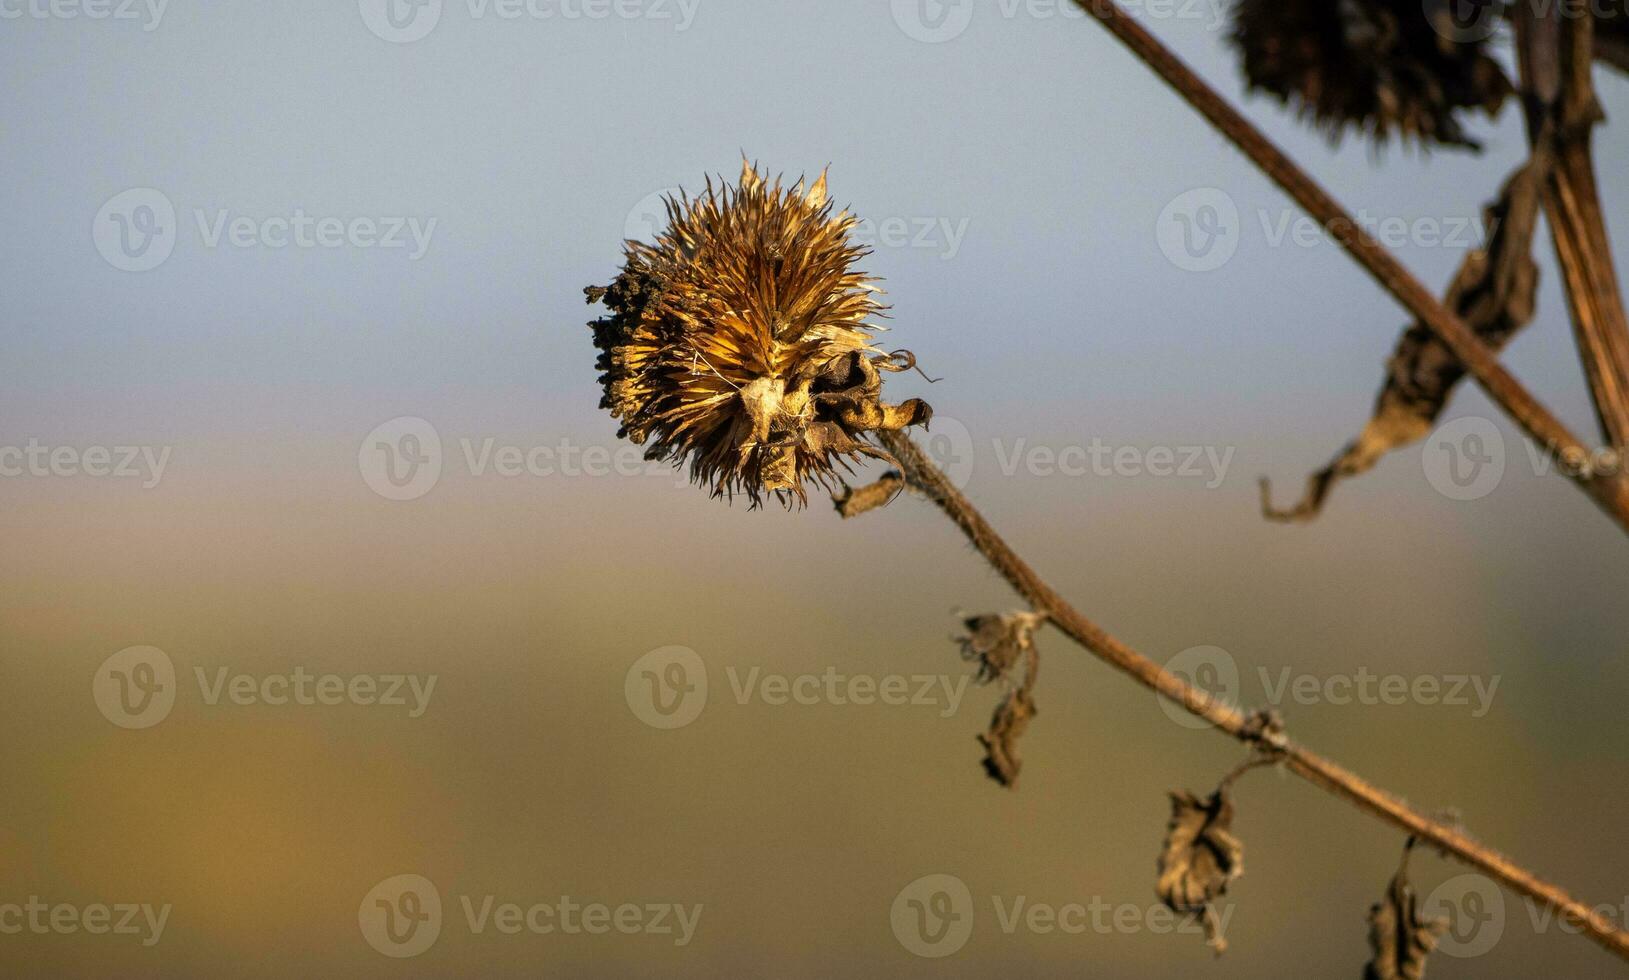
[1231,0,1511,150]
[585,161,931,507]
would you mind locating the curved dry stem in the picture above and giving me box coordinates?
[877,428,1629,965]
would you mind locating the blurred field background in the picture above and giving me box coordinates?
[3,1,1629,976]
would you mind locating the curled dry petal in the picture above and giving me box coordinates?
[1156,788,1244,954]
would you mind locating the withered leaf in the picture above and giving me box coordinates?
[1156,788,1243,954]
[1262,144,1547,522]
[1364,859,1448,980]
[956,611,1044,685]
[978,688,1035,789]
[956,610,1044,788]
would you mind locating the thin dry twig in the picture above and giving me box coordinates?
[1516,4,1629,450]
[876,427,1629,965]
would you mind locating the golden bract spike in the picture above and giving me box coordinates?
[585,162,931,508]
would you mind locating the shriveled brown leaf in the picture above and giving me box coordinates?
[1156,788,1243,954]
[956,610,1044,788]
[956,611,1044,685]
[1365,855,1448,980]
[1262,145,1548,521]
[977,688,1035,788]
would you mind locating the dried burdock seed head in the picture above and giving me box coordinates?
[585,160,932,507]
[1231,0,1512,150]
[1364,840,1448,980]
[1601,10,1629,74]
[1157,787,1244,954]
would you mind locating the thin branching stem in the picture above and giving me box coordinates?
[1515,5,1629,449]
[1068,0,1629,533]
[877,428,1629,965]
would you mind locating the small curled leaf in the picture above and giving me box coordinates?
[956,611,1044,685]
[955,610,1044,788]
[977,688,1035,788]
[1156,788,1243,954]
[1365,844,1448,980]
